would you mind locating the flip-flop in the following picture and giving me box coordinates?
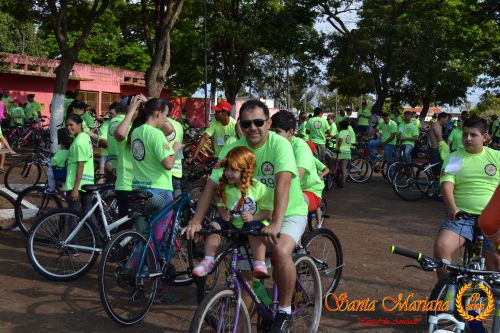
[0,168,5,173]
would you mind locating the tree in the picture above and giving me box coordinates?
[471,92,500,117]
[0,12,46,57]
[140,0,186,97]
[317,0,408,114]
[33,0,112,152]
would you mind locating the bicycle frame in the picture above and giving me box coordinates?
[134,191,190,277]
[64,190,134,252]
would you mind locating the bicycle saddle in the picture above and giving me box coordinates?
[81,184,113,192]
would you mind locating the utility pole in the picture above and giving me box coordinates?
[203,0,209,126]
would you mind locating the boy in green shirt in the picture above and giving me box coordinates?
[447,120,464,152]
[306,107,331,162]
[397,111,419,164]
[434,116,500,279]
[368,112,397,168]
[25,94,41,121]
[46,131,73,194]
[9,100,25,126]
[357,101,371,134]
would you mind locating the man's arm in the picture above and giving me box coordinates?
[115,95,147,142]
[298,167,305,181]
[384,132,396,145]
[441,181,459,220]
[431,123,443,143]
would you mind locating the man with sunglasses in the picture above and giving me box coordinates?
[184,100,308,333]
[188,100,236,161]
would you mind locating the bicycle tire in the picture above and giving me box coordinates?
[386,161,404,184]
[0,191,17,231]
[27,208,98,281]
[391,164,427,201]
[98,229,157,326]
[324,173,334,191]
[15,186,63,236]
[290,255,322,333]
[348,158,372,183]
[307,197,327,231]
[302,228,343,298]
[4,159,42,194]
[189,287,251,333]
[428,278,492,332]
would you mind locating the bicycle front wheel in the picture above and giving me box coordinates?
[291,255,322,333]
[15,186,63,236]
[4,160,42,194]
[348,158,372,183]
[189,287,251,333]
[27,209,98,281]
[302,228,343,298]
[392,164,427,201]
[98,230,157,326]
[307,197,327,231]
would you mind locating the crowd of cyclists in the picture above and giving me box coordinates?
[1,85,499,332]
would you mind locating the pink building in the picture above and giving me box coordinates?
[0,53,210,127]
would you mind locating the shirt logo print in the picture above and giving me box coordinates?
[132,139,146,161]
[484,164,497,176]
[261,162,274,176]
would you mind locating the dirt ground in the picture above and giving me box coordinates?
[0,171,446,333]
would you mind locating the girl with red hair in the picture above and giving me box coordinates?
[192,146,273,278]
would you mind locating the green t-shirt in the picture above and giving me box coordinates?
[25,101,41,120]
[411,117,421,129]
[3,97,14,111]
[51,149,69,168]
[448,128,464,151]
[315,158,326,174]
[205,116,237,156]
[306,117,331,144]
[99,119,110,156]
[291,137,325,198]
[348,125,357,145]
[441,147,500,215]
[378,120,398,145]
[107,114,134,190]
[358,108,371,126]
[0,126,3,139]
[211,132,308,217]
[10,107,25,125]
[492,120,500,138]
[166,117,184,179]
[337,129,352,152]
[216,180,273,229]
[335,116,345,126]
[106,114,124,168]
[398,122,419,147]
[297,121,309,141]
[82,113,95,129]
[131,124,174,190]
[390,113,403,125]
[65,133,94,191]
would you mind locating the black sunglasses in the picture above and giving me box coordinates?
[240,119,267,129]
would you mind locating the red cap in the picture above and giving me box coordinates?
[211,100,232,112]
[306,141,316,154]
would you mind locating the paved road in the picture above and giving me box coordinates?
[0,174,446,332]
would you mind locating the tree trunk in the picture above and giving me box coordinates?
[420,96,431,121]
[49,54,76,153]
[371,88,388,115]
[145,32,171,98]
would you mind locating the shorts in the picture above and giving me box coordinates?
[212,217,265,231]
[280,215,307,244]
[338,150,351,160]
[357,125,369,133]
[303,191,321,213]
[440,214,492,251]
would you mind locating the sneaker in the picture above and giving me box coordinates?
[192,258,214,277]
[44,188,56,195]
[254,261,269,279]
[268,311,293,333]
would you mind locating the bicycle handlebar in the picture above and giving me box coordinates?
[391,245,500,277]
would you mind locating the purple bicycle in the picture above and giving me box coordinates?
[189,228,322,333]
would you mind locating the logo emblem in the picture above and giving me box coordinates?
[167,130,176,142]
[484,164,497,176]
[456,283,494,321]
[132,139,145,161]
[314,121,322,129]
[108,121,118,136]
[261,162,274,176]
[231,197,257,216]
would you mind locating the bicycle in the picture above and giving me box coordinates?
[306,196,328,231]
[26,184,134,281]
[98,190,202,326]
[324,148,372,190]
[189,228,322,333]
[392,161,441,201]
[391,245,500,333]
[4,147,50,194]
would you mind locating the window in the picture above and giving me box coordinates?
[101,92,121,116]
[78,90,98,117]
